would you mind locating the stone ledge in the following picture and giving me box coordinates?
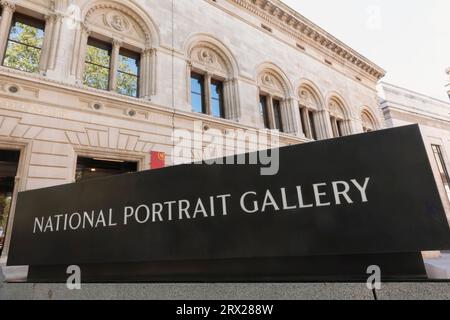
[376,283,450,300]
[1,283,372,300]
[1,282,449,300]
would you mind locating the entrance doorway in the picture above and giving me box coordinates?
[0,150,20,256]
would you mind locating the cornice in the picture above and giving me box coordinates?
[229,0,386,81]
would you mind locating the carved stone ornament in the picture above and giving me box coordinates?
[329,99,345,118]
[104,11,130,32]
[191,46,228,74]
[299,88,319,109]
[198,48,217,66]
[259,72,284,93]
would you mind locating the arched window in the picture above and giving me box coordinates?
[71,2,157,98]
[361,109,378,132]
[328,96,351,137]
[257,67,295,133]
[187,39,239,120]
[298,85,322,140]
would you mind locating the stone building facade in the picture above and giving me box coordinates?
[446,68,450,101]
[0,0,385,272]
[379,83,450,223]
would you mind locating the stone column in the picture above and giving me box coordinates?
[75,23,91,82]
[140,48,153,99]
[223,78,240,121]
[47,13,63,70]
[315,110,333,139]
[40,14,56,72]
[109,39,122,92]
[204,72,212,115]
[281,98,298,134]
[0,1,15,64]
[267,95,275,130]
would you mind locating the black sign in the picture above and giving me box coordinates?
[7,125,450,280]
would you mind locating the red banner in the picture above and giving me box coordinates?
[150,151,166,169]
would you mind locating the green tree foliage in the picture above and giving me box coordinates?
[3,21,44,73]
[84,46,138,97]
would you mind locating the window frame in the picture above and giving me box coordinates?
[84,37,113,91]
[2,13,46,73]
[210,78,225,119]
[190,72,206,114]
[116,47,141,97]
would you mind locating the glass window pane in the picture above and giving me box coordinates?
[211,80,224,118]
[116,72,138,97]
[191,73,204,114]
[191,93,203,113]
[83,63,109,90]
[191,75,203,94]
[211,99,222,118]
[3,15,45,73]
[273,100,283,132]
[3,42,41,73]
[308,110,318,140]
[260,95,270,129]
[85,44,111,68]
[118,54,138,75]
[9,20,44,48]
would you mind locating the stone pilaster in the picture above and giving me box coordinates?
[47,13,63,71]
[281,97,298,134]
[223,78,240,121]
[140,48,154,99]
[0,1,15,64]
[316,109,333,139]
[74,23,91,82]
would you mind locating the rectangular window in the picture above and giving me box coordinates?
[0,150,20,256]
[259,95,270,129]
[75,157,138,183]
[3,14,45,73]
[432,145,450,202]
[84,38,112,91]
[299,107,308,137]
[116,48,140,97]
[190,73,205,114]
[308,110,318,140]
[273,99,283,132]
[211,79,224,118]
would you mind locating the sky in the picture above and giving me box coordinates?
[282,0,450,101]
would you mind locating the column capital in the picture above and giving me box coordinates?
[45,12,64,22]
[80,22,92,36]
[112,38,123,48]
[0,0,16,12]
[141,47,154,55]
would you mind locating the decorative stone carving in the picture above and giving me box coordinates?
[190,45,228,74]
[198,48,217,66]
[299,87,319,109]
[362,111,376,130]
[85,5,150,43]
[328,99,346,119]
[258,71,284,94]
[105,12,130,32]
